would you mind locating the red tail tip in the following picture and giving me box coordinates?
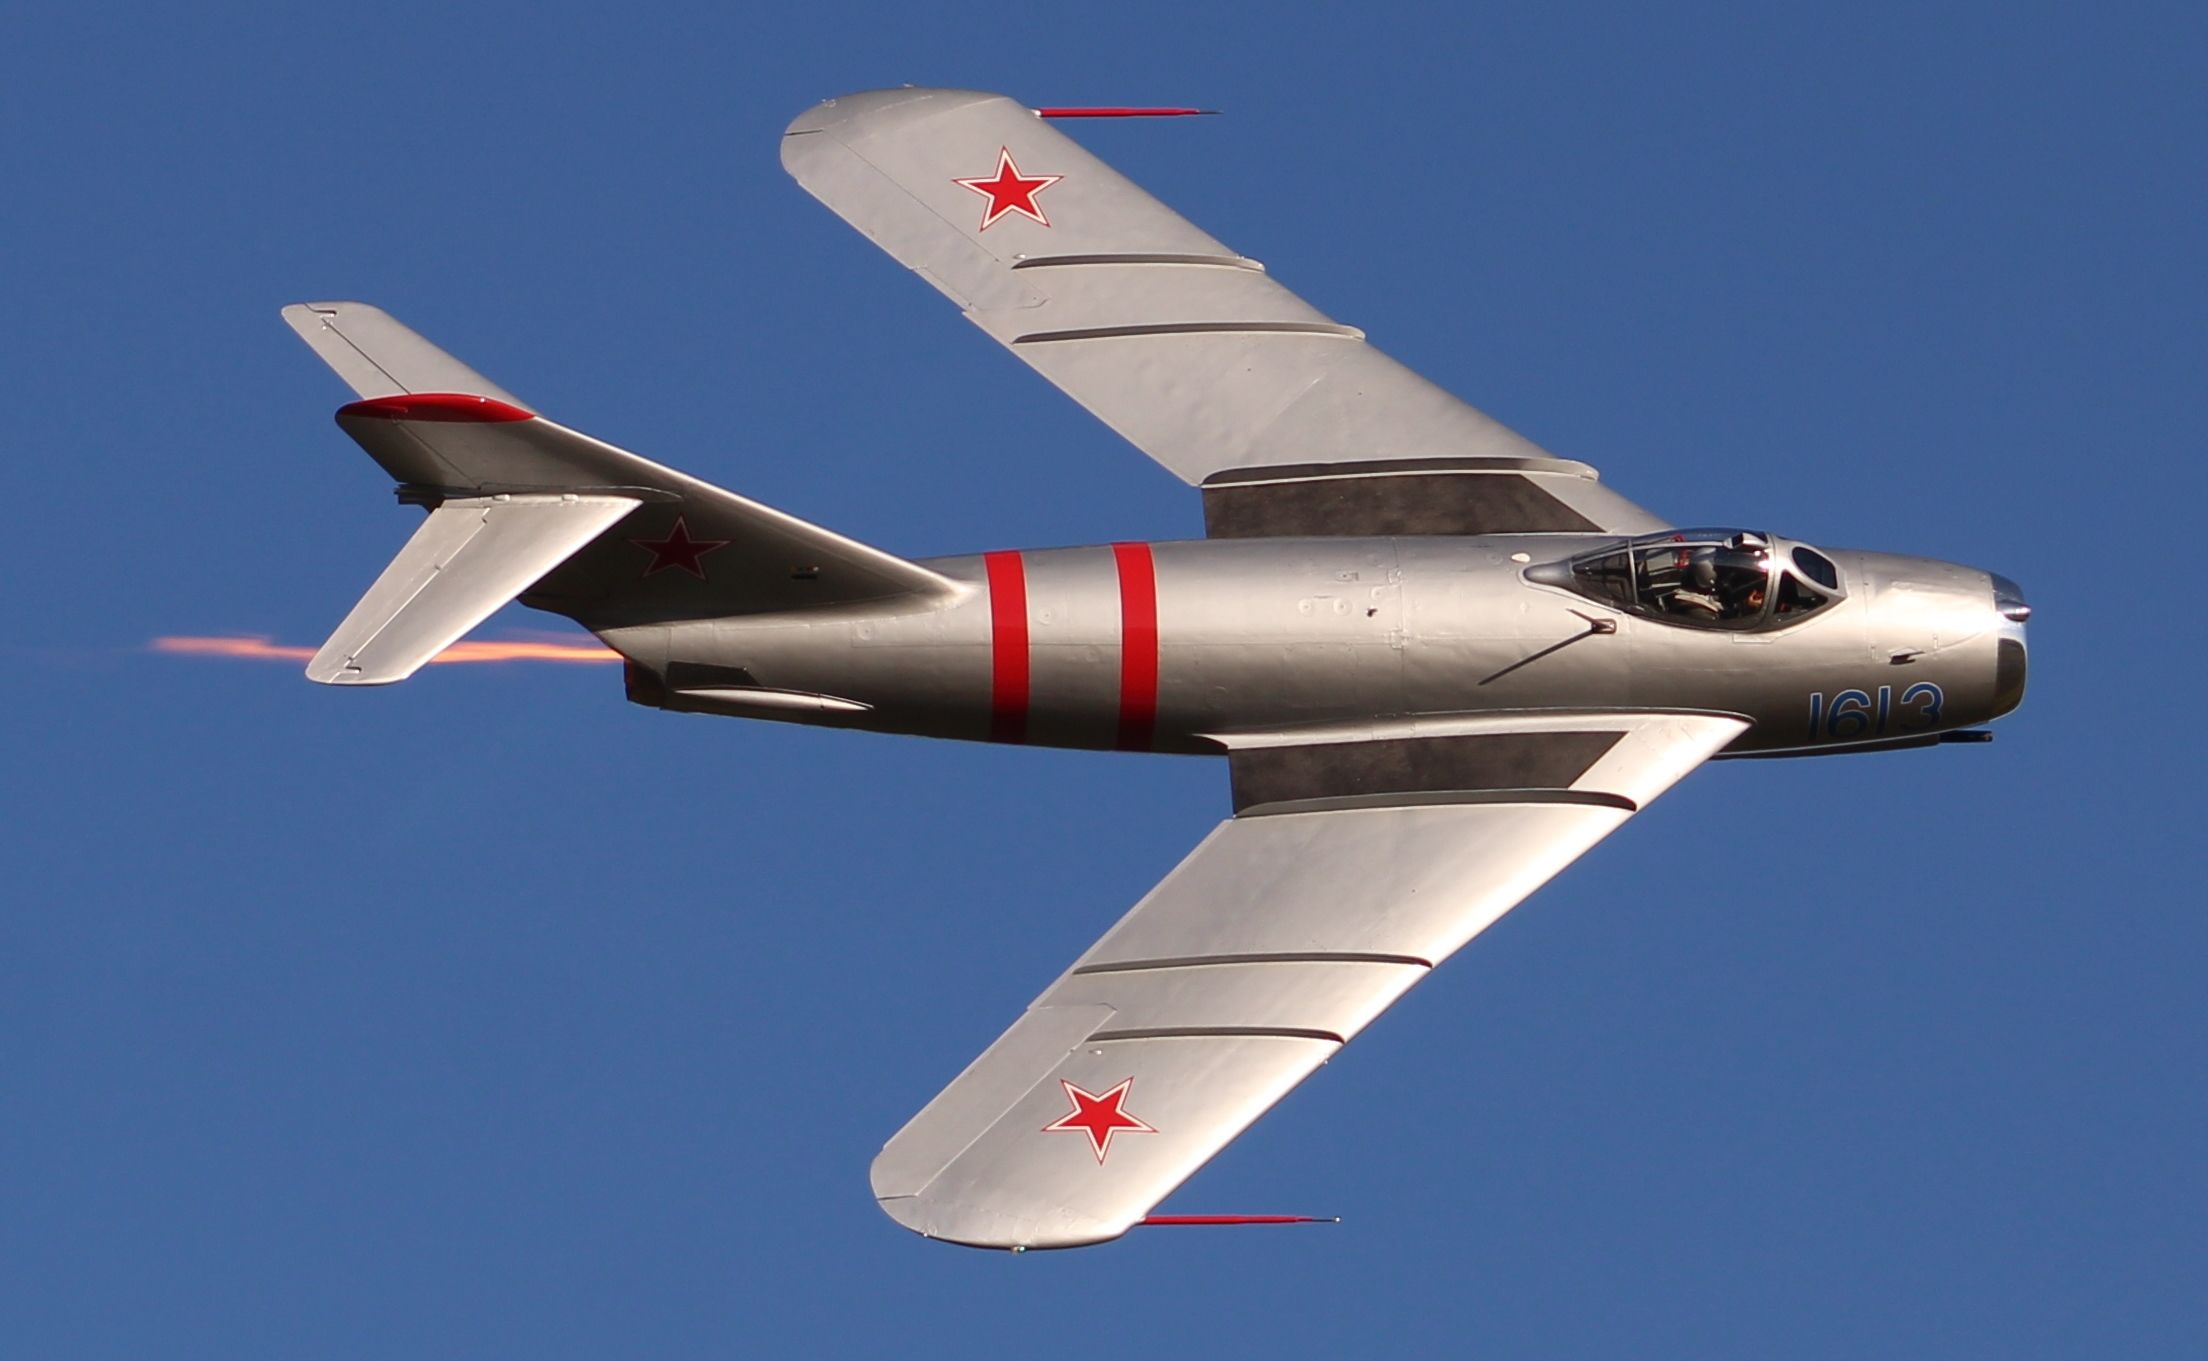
[336,393,535,424]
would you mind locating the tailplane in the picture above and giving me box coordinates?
[284,303,959,684]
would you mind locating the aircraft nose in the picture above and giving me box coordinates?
[1989,573,2028,719]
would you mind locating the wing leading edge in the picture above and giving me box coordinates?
[871,712,1746,1249]
[782,88,1662,536]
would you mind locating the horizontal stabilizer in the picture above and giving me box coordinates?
[310,494,641,685]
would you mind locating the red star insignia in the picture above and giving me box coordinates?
[631,515,729,579]
[953,147,1063,231]
[1042,1077,1156,1163]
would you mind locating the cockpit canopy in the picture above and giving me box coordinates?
[1532,528,1844,631]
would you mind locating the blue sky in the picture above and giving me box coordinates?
[3,3,2202,1356]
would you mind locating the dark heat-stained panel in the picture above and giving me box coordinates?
[1229,731,1627,813]
[1202,465,1604,538]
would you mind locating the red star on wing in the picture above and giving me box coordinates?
[631,515,730,579]
[1042,1077,1157,1163]
[953,147,1063,231]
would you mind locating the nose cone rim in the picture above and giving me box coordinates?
[1989,572,2028,720]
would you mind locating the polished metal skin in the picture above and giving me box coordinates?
[286,89,2027,1252]
[609,535,2023,757]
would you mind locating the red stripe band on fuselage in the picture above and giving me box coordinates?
[1113,542,1159,752]
[984,551,1030,743]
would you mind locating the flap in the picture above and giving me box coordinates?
[1200,457,1666,538]
[1223,710,1750,814]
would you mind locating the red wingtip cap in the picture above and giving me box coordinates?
[1137,1215,1337,1227]
[1034,107,1218,119]
[337,393,535,423]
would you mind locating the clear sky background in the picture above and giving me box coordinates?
[4,3,2202,1357]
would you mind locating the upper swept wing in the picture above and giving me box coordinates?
[782,89,1662,537]
[870,711,1746,1249]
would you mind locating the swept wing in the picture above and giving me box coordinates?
[873,712,1745,1248]
[783,88,1663,537]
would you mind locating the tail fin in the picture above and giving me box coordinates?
[284,303,959,683]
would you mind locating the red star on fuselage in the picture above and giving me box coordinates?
[1042,1077,1157,1163]
[953,148,1063,231]
[631,516,729,579]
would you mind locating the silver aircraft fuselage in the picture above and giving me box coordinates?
[604,534,2028,757]
[284,81,2037,1251]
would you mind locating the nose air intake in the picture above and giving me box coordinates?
[1990,574,2029,719]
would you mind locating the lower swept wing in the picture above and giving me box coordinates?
[871,711,1747,1249]
[782,89,1662,537]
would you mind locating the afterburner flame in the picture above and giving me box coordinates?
[152,635,620,665]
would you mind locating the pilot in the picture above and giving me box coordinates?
[1716,537,1772,620]
[1672,550,1724,616]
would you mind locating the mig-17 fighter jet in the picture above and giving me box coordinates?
[285,87,2029,1251]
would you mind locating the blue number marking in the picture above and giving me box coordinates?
[1808,682,1947,741]
[1898,682,1944,730]
[1828,689,1874,740]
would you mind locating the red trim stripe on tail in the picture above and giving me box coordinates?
[335,393,535,423]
